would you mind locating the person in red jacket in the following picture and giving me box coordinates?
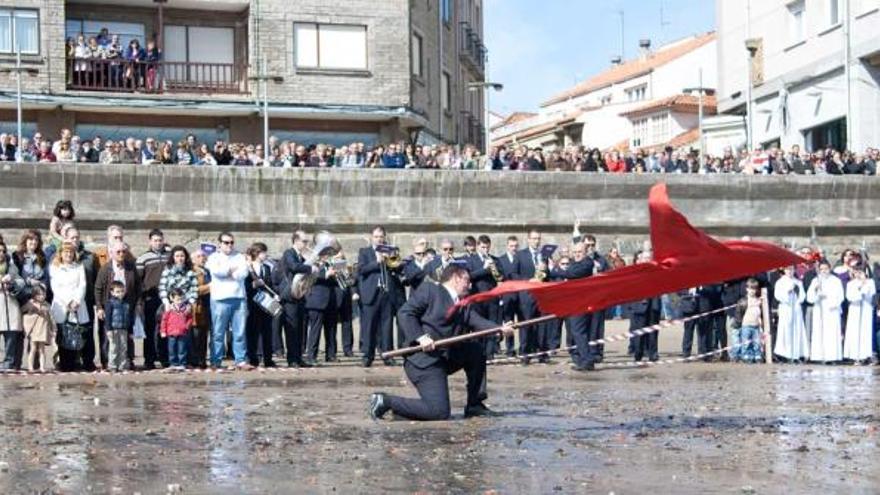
[606,151,626,173]
[160,288,193,371]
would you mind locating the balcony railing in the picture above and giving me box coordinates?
[459,22,486,76]
[66,57,249,95]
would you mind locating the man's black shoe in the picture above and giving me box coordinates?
[538,355,551,364]
[302,358,318,367]
[325,356,339,363]
[383,358,399,367]
[343,351,354,358]
[362,358,373,368]
[264,361,278,368]
[505,351,517,358]
[368,393,390,420]
[572,362,595,372]
[464,403,501,418]
[519,357,531,366]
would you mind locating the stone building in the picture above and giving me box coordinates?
[0,0,486,147]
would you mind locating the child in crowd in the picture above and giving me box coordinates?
[732,278,763,363]
[49,200,76,249]
[104,280,132,372]
[160,288,192,371]
[22,286,56,372]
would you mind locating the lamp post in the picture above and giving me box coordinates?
[683,68,710,164]
[248,54,284,165]
[467,81,503,153]
[0,42,39,163]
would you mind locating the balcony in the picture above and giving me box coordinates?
[459,22,486,77]
[66,58,249,95]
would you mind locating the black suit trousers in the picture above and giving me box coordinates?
[281,300,306,364]
[360,291,393,362]
[567,313,595,367]
[385,341,486,421]
[306,308,338,361]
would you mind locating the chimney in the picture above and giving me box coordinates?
[639,38,652,60]
[610,56,622,66]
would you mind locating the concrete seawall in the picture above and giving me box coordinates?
[1,163,878,255]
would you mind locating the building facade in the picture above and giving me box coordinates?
[716,0,880,152]
[0,0,486,147]
[491,33,717,152]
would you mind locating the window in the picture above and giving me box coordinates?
[411,32,423,77]
[0,9,39,54]
[626,85,647,102]
[650,113,669,145]
[441,0,453,24]
[441,71,451,112]
[294,23,367,70]
[632,118,649,147]
[600,94,612,105]
[788,1,806,43]
[164,26,235,83]
[65,20,145,47]
[829,0,841,25]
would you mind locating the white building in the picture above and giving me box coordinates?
[491,32,717,151]
[716,0,880,152]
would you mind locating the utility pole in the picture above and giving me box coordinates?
[248,54,283,165]
[0,41,38,163]
[618,10,626,60]
[844,0,853,150]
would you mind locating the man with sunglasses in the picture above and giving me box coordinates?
[205,232,252,371]
[583,234,610,362]
[425,239,457,283]
[402,238,431,295]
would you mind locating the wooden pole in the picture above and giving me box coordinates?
[381,314,557,360]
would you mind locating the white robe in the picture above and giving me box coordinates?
[773,276,809,360]
[843,279,876,361]
[806,275,844,362]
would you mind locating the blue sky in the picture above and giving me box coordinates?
[485,0,715,115]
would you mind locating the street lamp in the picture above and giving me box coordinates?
[248,54,284,164]
[0,43,39,163]
[467,81,503,153]
[683,68,710,164]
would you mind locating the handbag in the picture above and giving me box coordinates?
[132,314,146,339]
[60,311,86,351]
[253,286,282,318]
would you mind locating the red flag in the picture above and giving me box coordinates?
[455,183,805,318]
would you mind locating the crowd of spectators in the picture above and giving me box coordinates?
[67,28,162,91]
[1,128,878,175]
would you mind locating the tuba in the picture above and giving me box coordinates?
[485,256,504,283]
[290,231,340,299]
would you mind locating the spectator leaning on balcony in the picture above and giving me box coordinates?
[213,141,232,165]
[121,137,139,164]
[232,148,253,166]
[96,27,110,47]
[99,140,121,164]
[37,142,56,163]
[0,133,16,161]
[52,129,72,156]
[144,39,161,91]
[56,140,74,162]
[141,138,160,164]
[124,39,146,89]
[176,140,193,165]
[195,144,217,166]
[105,35,124,87]
[73,34,90,87]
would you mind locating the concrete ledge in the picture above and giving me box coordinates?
[1,163,878,253]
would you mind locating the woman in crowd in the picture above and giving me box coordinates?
[50,241,90,371]
[195,143,218,166]
[12,230,49,305]
[158,141,175,164]
[175,140,193,165]
[73,34,91,87]
[56,140,75,162]
[245,243,275,368]
[190,249,211,368]
[159,246,198,314]
[0,241,25,371]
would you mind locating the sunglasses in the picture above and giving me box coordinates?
[220,240,234,245]
[442,247,454,252]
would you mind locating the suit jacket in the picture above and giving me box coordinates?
[696,284,724,313]
[305,264,337,311]
[627,297,662,328]
[357,246,384,306]
[550,257,594,281]
[272,248,312,303]
[465,253,498,294]
[398,282,498,369]
[94,260,141,311]
[496,251,521,281]
[515,248,542,280]
[402,259,430,294]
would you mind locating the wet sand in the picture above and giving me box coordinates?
[0,321,877,494]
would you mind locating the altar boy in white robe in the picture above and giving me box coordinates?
[774,266,809,362]
[843,263,876,363]
[807,261,844,363]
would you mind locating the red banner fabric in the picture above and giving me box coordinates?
[454,183,806,318]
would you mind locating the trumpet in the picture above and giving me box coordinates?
[482,255,503,283]
[530,260,548,282]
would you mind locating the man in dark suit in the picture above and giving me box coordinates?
[496,235,521,357]
[696,284,726,361]
[550,243,595,370]
[628,250,663,362]
[304,258,339,365]
[368,264,515,421]
[272,230,316,368]
[401,239,431,296]
[357,225,396,367]
[679,288,699,357]
[333,253,355,358]
[584,235,610,362]
[515,229,547,363]
[425,239,457,284]
[466,235,502,358]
